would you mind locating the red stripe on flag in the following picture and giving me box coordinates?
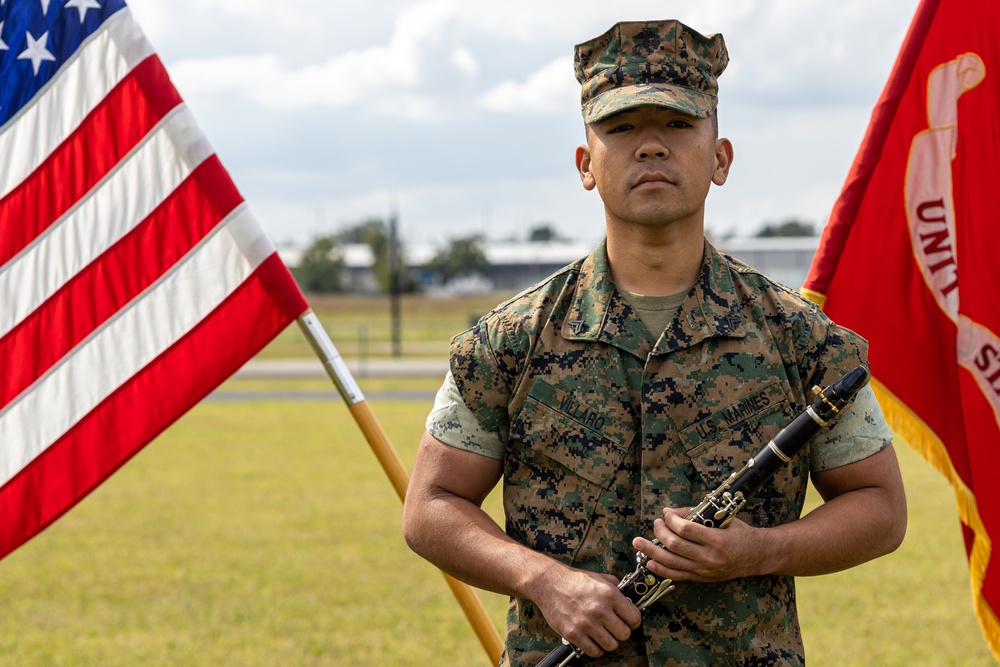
[0,156,241,410]
[0,56,181,267]
[0,254,308,559]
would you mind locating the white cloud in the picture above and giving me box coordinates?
[393,0,463,48]
[720,0,920,107]
[167,24,427,109]
[163,0,471,114]
[477,56,576,114]
[190,0,271,16]
[123,0,170,43]
[126,0,926,245]
[451,47,478,76]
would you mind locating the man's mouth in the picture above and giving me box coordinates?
[633,172,674,188]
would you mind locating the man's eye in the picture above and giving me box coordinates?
[667,119,693,129]
[608,123,633,133]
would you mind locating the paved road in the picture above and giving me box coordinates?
[208,357,447,403]
[207,389,438,402]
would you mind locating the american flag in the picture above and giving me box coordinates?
[0,0,308,558]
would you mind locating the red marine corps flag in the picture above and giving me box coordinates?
[802,0,1000,656]
[0,0,309,558]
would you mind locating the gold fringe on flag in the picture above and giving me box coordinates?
[799,288,826,309]
[868,378,1000,660]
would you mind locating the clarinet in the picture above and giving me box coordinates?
[535,366,871,667]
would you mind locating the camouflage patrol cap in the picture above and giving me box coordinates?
[574,20,728,123]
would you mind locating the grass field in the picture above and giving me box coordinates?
[1,295,997,665]
[1,383,996,665]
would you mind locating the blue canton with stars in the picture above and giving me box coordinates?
[0,0,128,127]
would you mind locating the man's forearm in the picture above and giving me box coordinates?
[402,484,559,600]
[402,433,644,657]
[768,445,907,577]
[762,481,906,577]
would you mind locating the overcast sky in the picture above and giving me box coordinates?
[124,0,923,248]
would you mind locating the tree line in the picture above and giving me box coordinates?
[292,218,490,294]
[292,218,816,294]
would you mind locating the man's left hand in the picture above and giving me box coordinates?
[631,507,771,582]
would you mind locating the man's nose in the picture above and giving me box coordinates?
[635,136,668,160]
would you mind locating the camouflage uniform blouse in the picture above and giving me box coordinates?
[448,240,880,667]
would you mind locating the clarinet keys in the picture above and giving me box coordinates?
[714,491,746,528]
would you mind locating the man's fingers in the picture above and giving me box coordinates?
[563,616,628,658]
[541,570,639,657]
[632,528,704,580]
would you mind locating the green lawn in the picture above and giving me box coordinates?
[797,444,995,666]
[0,288,994,667]
[0,374,996,665]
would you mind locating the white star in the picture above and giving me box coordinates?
[0,22,8,52]
[17,31,56,76]
[64,0,101,22]
[40,0,51,14]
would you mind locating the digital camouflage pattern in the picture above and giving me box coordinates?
[574,20,729,123]
[449,240,871,667]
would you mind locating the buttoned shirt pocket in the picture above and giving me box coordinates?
[678,381,806,527]
[505,379,628,563]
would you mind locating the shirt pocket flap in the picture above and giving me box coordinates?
[513,379,628,489]
[678,381,793,488]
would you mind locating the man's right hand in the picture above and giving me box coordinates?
[527,563,642,658]
[403,433,641,659]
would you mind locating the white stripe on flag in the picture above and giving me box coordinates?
[0,204,271,486]
[0,8,153,198]
[0,106,213,340]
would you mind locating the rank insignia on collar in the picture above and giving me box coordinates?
[568,320,586,334]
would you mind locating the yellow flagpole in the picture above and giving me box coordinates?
[297,310,504,665]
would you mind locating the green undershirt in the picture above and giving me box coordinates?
[618,288,687,342]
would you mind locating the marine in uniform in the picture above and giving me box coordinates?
[403,19,907,667]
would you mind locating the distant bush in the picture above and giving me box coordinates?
[293,234,344,293]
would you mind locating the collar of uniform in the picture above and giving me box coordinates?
[651,239,747,356]
[562,239,746,357]
[561,240,657,360]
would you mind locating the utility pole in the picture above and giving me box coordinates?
[389,208,402,357]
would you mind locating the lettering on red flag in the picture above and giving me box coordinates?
[906,53,984,316]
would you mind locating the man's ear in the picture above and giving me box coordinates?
[712,138,734,186]
[576,144,597,191]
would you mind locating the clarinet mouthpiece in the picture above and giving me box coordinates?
[831,366,870,401]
